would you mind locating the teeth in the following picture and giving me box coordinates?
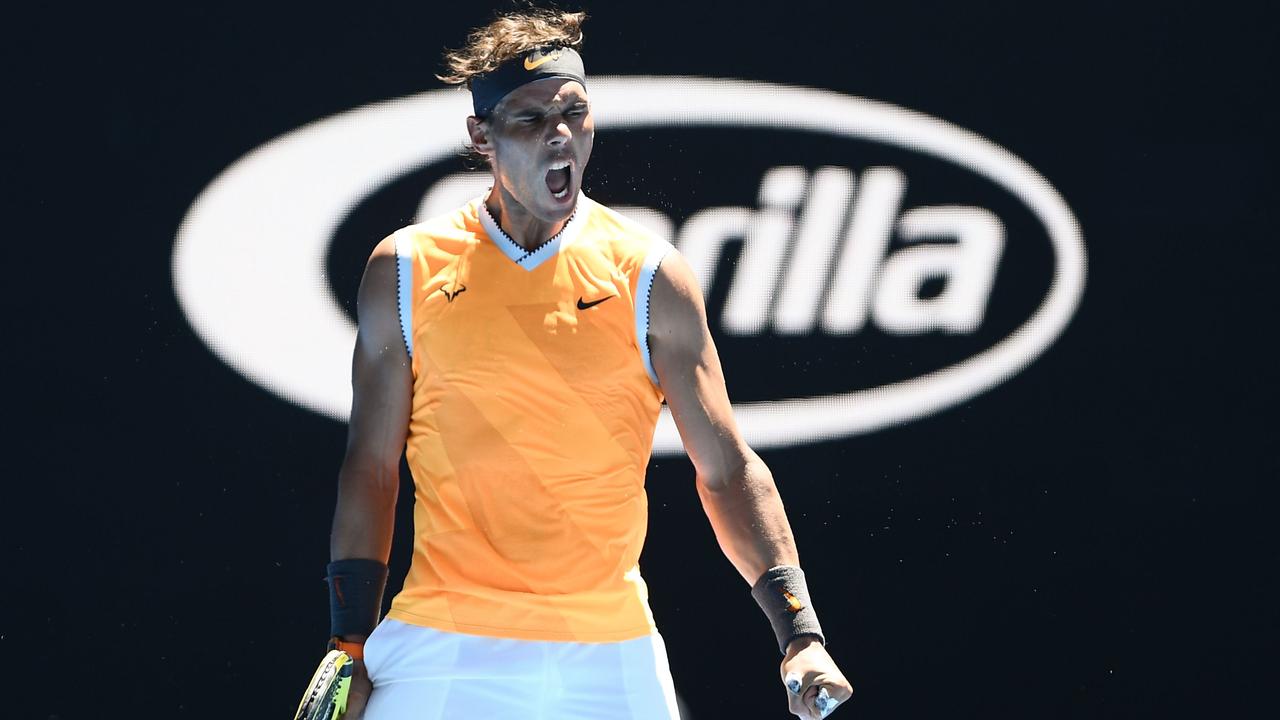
[549,160,570,170]
[552,188,569,199]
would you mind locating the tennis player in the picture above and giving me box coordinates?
[324,8,852,719]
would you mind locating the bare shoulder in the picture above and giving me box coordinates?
[353,235,408,364]
[652,249,700,301]
[369,234,399,260]
[647,247,749,472]
[649,249,710,352]
[346,234,413,462]
[358,235,400,308]
[365,234,400,275]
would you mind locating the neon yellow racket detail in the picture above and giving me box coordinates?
[294,650,355,720]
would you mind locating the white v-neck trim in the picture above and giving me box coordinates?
[478,193,590,272]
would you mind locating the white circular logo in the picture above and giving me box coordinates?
[172,76,1085,455]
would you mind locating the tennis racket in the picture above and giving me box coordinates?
[293,649,355,720]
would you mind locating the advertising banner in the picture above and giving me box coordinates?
[6,2,1274,718]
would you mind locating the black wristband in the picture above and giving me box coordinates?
[326,558,388,638]
[750,565,826,655]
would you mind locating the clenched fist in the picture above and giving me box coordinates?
[780,637,853,719]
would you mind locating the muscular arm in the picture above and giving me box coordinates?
[650,251,851,718]
[329,236,413,600]
[647,251,798,584]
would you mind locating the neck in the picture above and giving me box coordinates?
[485,186,572,251]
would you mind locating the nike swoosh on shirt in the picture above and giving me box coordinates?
[577,296,613,310]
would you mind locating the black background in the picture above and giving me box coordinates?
[7,1,1277,718]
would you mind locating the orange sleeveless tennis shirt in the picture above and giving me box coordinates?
[384,193,673,642]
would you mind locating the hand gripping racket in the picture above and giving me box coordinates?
[294,650,355,720]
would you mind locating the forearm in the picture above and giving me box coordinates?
[330,456,399,565]
[696,449,800,584]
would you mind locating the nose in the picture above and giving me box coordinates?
[546,119,571,147]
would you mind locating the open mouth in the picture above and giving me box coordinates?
[545,160,571,199]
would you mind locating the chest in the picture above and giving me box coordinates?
[414,242,640,376]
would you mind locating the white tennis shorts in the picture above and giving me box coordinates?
[362,618,682,719]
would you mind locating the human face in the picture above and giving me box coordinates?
[469,78,593,223]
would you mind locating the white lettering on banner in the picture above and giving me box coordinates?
[876,206,1005,334]
[822,167,908,334]
[774,166,857,335]
[720,166,806,335]
[172,77,1086,455]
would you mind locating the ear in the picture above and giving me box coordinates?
[466,116,494,159]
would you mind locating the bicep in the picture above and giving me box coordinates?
[648,251,749,479]
[344,237,413,468]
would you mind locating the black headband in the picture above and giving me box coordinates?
[470,46,587,118]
